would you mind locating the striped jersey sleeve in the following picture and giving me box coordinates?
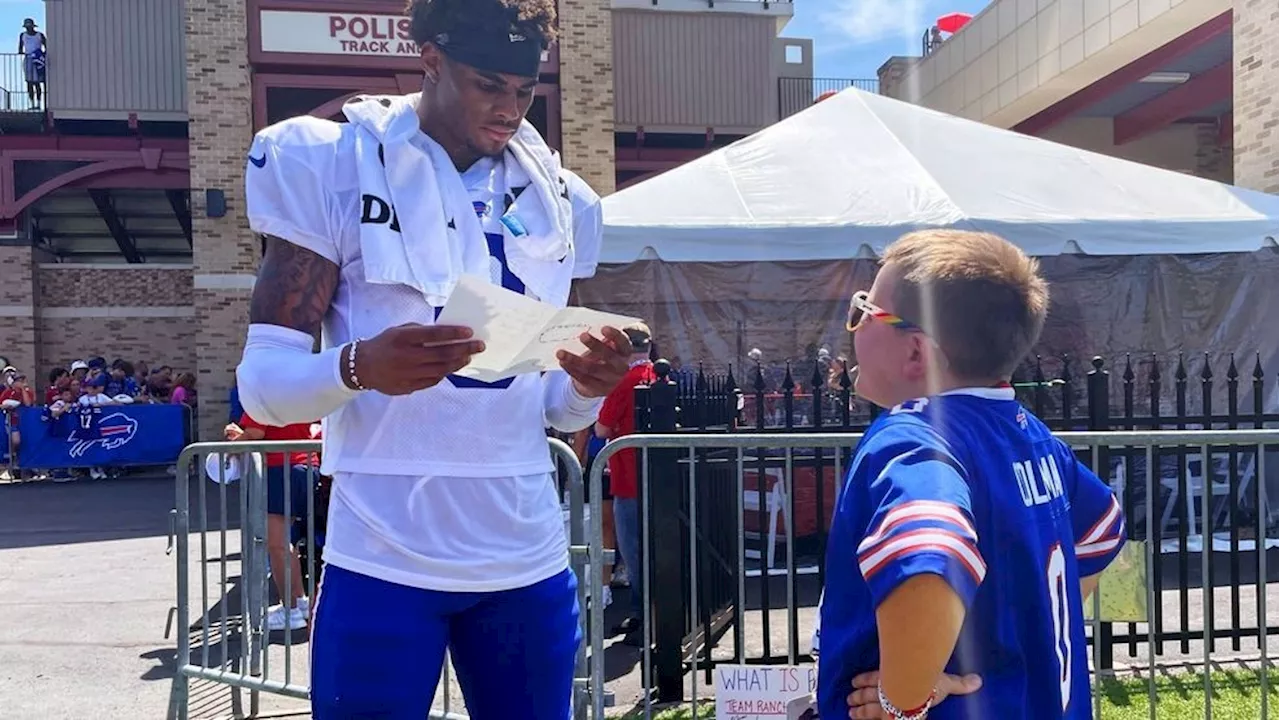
[855,421,986,608]
[1067,455,1127,577]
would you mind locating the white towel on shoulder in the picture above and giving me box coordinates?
[342,93,575,307]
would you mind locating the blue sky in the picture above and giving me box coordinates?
[0,0,41,41]
[787,0,991,79]
[0,0,992,81]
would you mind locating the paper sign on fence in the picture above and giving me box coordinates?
[435,274,641,383]
[714,664,816,720]
[1082,540,1148,622]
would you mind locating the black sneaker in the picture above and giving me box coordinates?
[611,616,640,636]
[621,627,644,647]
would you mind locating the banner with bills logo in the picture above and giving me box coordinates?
[17,404,189,469]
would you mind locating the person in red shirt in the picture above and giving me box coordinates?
[594,322,657,644]
[225,413,319,632]
[45,368,70,405]
[0,373,34,476]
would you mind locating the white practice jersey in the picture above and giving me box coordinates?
[244,114,603,592]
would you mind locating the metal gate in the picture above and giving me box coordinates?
[592,428,1278,720]
[169,437,607,719]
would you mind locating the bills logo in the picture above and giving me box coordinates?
[1016,408,1028,430]
[472,200,489,218]
[69,411,139,458]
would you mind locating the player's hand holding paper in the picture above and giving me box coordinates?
[436,274,641,383]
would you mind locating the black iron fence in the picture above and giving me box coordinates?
[778,76,880,120]
[633,351,1278,698]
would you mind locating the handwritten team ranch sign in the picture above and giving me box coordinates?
[715,664,817,720]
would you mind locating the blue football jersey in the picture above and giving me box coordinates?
[68,405,103,442]
[816,387,1125,719]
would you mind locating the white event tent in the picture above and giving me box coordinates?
[574,88,1278,410]
[600,88,1278,263]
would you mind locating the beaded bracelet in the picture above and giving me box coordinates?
[877,683,936,720]
[346,339,367,391]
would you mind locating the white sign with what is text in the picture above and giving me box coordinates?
[715,664,817,720]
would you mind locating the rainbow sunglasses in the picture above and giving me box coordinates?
[845,290,925,333]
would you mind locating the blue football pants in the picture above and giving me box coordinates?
[310,564,581,720]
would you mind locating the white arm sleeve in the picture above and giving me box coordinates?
[236,324,359,427]
[542,370,603,432]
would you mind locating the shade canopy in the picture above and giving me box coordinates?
[601,88,1280,264]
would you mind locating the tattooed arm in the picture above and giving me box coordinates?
[249,235,340,339]
[236,236,485,426]
[248,235,362,389]
[235,235,359,425]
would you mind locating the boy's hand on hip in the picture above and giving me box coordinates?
[846,671,982,719]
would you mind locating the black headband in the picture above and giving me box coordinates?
[434,26,544,78]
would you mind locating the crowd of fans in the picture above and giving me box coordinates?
[1,356,197,481]
[37,358,198,409]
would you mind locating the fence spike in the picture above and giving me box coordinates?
[1252,352,1264,381]
[782,362,795,392]
[839,360,852,391]
[1226,353,1239,381]
[1200,352,1213,381]
[1034,355,1046,383]
[726,364,738,392]
[753,361,766,393]
[810,361,824,392]
[1175,352,1187,382]
[1149,353,1161,383]
[1122,353,1135,382]
[696,363,707,394]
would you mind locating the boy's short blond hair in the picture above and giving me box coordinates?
[881,230,1049,381]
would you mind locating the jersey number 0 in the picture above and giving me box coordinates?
[1046,543,1072,711]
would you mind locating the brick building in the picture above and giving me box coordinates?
[875,0,1278,194]
[0,0,814,439]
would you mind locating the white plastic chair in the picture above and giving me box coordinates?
[743,467,790,570]
[1159,451,1268,546]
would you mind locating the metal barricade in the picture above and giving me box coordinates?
[170,437,605,720]
[591,429,1278,720]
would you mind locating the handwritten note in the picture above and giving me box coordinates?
[435,274,641,383]
[715,665,817,720]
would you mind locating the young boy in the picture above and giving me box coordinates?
[817,230,1126,719]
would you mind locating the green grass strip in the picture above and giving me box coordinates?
[617,668,1278,720]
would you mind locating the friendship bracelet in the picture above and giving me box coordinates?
[346,339,367,391]
[877,683,936,720]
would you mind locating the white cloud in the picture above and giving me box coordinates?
[819,0,931,47]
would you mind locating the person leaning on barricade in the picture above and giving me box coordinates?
[818,230,1127,720]
[234,0,632,716]
[43,383,78,482]
[593,322,657,646]
[224,414,319,632]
